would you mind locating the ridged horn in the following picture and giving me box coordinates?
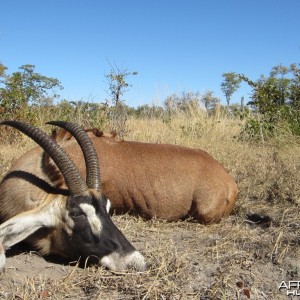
[0,120,89,196]
[47,121,101,191]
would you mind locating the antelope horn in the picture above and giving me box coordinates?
[47,121,101,191]
[0,121,89,196]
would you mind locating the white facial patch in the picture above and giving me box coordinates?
[79,203,102,236]
[106,199,111,214]
[124,251,147,271]
[100,252,119,270]
[100,250,147,271]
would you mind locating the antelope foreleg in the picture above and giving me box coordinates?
[0,203,60,272]
[0,242,4,273]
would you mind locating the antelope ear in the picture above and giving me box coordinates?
[0,203,59,272]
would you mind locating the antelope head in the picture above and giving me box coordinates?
[0,121,146,272]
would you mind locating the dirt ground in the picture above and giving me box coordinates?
[0,210,299,300]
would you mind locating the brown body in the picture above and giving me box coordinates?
[1,129,237,224]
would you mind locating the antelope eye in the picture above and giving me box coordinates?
[69,209,83,218]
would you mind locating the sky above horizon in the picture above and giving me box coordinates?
[1,0,300,108]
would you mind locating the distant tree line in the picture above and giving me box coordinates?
[1,62,300,140]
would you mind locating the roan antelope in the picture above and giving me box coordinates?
[11,121,237,225]
[0,121,146,272]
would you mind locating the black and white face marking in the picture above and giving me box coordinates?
[66,196,110,236]
[63,193,146,271]
[78,203,102,236]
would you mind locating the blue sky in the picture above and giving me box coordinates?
[1,0,300,107]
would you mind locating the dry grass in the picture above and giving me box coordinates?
[0,113,299,299]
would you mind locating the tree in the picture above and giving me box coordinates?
[105,63,138,106]
[0,63,7,79]
[237,63,300,138]
[237,64,300,114]
[201,91,220,110]
[0,64,63,112]
[290,63,300,109]
[221,72,242,106]
[104,63,138,137]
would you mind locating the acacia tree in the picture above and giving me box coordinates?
[221,72,242,106]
